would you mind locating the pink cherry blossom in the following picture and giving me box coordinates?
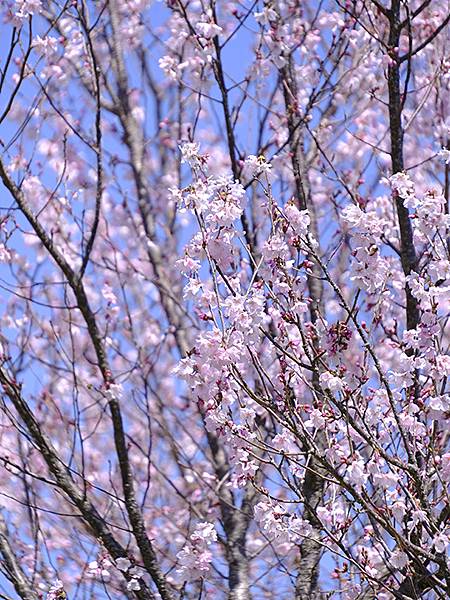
[0,1,448,598]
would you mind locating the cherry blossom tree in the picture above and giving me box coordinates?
[0,0,448,599]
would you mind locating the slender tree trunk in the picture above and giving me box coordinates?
[280,55,326,600]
